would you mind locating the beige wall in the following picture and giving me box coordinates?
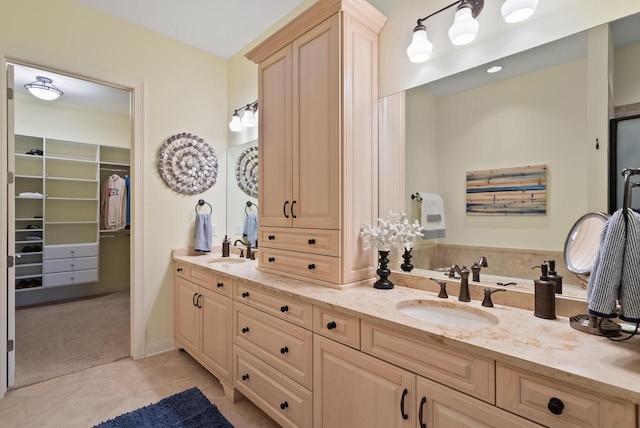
[1,0,228,347]
[615,42,640,107]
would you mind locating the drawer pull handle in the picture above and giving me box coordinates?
[327,321,337,330]
[400,388,409,420]
[268,257,275,263]
[217,282,223,288]
[280,346,289,354]
[283,201,289,219]
[268,235,275,240]
[177,267,183,272]
[291,201,297,218]
[547,397,564,415]
[192,292,198,307]
[280,401,289,410]
[242,327,250,333]
[196,294,202,308]
[280,305,289,313]
[242,291,250,298]
[308,238,316,245]
[241,374,250,381]
[308,264,315,270]
[419,397,427,428]
[70,264,75,267]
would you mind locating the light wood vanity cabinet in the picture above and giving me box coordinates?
[247,0,386,287]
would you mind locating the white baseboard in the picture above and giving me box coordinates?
[145,337,175,357]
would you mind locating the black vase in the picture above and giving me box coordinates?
[401,247,414,272]
[374,250,394,289]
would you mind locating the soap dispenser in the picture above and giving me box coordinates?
[533,262,556,319]
[222,235,230,257]
[546,259,563,294]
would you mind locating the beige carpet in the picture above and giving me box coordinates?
[14,290,130,388]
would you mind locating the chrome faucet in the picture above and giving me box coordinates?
[471,256,488,282]
[449,265,471,302]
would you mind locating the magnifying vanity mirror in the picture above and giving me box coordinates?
[564,212,609,286]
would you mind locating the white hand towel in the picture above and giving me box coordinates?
[419,193,446,240]
[587,209,640,322]
[194,213,212,252]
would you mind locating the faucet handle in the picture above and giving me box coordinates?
[482,288,506,307]
[429,277,448,299]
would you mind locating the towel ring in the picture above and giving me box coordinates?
[195,199,213,214]
[411,193,423,203]
[245,201,258,215]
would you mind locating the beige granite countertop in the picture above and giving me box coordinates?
[173,250,640,404]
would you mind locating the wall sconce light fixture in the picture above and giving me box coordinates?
[407,0,539,63]
[24,76,64,101]
[229,101,258,132]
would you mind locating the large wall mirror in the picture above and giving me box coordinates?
[226,140,258,247]
[397,12,640,300]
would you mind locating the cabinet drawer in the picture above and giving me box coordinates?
[44,256,97,274]
[258,247,341,284]
[233,302,313,389]
[361,321,495,404]
[260,227,340,256]
[234,346,312,428]
[44,269,98,287]
[209,273,233,298]
[496,363,636,428]
[313,305,360,349]
[44,243,98,260]
[234,280,312,329]
[174,262,214,288]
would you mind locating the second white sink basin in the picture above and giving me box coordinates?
[397,300,498,328]
[208,257,247,264]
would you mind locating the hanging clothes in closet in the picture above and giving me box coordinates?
[101,174,128,230]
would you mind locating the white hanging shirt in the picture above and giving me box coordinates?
[101,174,127,230]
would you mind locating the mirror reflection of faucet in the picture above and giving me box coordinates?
[471,256,488,282]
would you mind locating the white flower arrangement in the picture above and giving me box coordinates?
[360,210,422,252]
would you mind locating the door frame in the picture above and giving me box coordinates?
[0,46,146,399]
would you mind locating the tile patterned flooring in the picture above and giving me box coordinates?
[0,350,279,427]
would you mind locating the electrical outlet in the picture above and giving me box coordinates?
[235,224,242,235]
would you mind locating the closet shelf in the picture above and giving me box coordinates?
[45,155,97,164]
[15,274,43,280]
[15,263,43,268]
[16,240,43,244]
[45,221,98,225]
[46,197,98,201]
[45,177,98,183]
[14,175,43,179]
[17,251,43,255]
[16,228,43,232]
[16,218,43,221]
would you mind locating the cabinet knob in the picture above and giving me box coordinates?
[308,238,316,245]
[280,401,289,410]
[280,346,289,354]
[547,397,564,415]
[242,374,250,381]
[242,291,250,298]
[177,267,183,272]
[308,264,315,270]
[217,282,223,288]
[268,235,275,240]
[268,257,275,263]
[242,327,250,333]
[280,305,289,313]
[400,388,409,420]
[70,276,75,280]
[327,321,337,330]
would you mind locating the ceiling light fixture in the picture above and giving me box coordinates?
[24,76,63,101]
[407,0,538,63]
[487,65,503,73]
[229,101,258,132]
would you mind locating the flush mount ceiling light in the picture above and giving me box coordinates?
[24,76,64,101]
[229,100,258,132]
[487,65,503,73]
[407,0,539,63]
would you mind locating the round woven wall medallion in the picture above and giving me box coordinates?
[235,145,258,198]
[157,132,218,195]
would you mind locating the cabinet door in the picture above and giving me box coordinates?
[314,335,414,428]
[174,277,200,353]
[259,45,293,228]
[292,15,341,230]
[200,287,232,384]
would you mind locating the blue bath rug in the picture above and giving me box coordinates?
[94,387,234,428]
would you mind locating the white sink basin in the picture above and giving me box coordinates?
[397,300,498,328]
[207,257,247,264]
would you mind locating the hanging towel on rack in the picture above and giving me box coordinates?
[587,209,640,322]
[243,213,258,248]
[194,213,212,252]
[419,192,446,240]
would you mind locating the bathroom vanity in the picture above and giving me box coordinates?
[173,249,640,428]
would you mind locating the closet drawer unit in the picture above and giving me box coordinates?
[259,227,340,256]
[44,269,98,287]
[313,305,360,349]
[361,320,495,404]
[44,243,98,260]
[233,302,313,389]
[174,262,214,288]
[234,280,312,329]
[496,363,636,428]
[44,256,98,274]
[258,248,341,285]
[234,346,312,428]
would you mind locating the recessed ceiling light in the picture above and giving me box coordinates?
[487,65,503,74]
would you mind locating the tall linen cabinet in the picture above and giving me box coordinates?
[247,0,386,288]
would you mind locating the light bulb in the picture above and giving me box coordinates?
[407,24,433,63]
[501,0,538,23]
[241,107,257,127]
[229,113,243,132]
[448,6,480,46]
